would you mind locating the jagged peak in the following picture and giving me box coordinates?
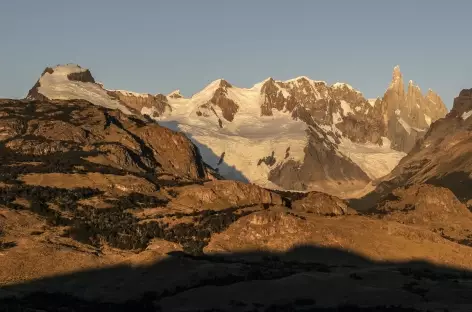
[204,78,232,89]
[262,77,275,84]
[331,82,363,95]
[285,75,310,82]
[408,79,418,86]
[333,82,351,88]
[386,65,404,92]
[408,80,421,91]
[252,77,275,90]
[284,76,326,84]
[167,89,183,99]
[368,97,380,107]
[190,79,232,102]
[391,65,403,84]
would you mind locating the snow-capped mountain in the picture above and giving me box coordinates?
[27,64,132,114]
[26,64,447,197]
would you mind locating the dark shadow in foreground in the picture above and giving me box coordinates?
[2,245,472,311]
[349,170,472,213]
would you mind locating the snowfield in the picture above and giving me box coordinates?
[155,77,406,188]
[158,80,309,187]
[337,137,406,180]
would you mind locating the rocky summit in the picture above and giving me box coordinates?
[26,64,447,197]
[1,96,472,311]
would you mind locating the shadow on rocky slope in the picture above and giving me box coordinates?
[349,170,472,212]
[158,120,250,183]
[426,171,472,203]
[2,245,472,311]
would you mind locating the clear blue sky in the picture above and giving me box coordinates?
[1,0,471,108]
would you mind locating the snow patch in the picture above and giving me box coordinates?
[332,111,343,124]
[462,110,472,120]
[424,114,432,126]
[167,89,183,98]
[251,77,273,90]
[337,137,406,180]
[398,118,411,134]
[368,98,377,107]
[332,82,362,94]
[112,89,150,98]
[275,84,291,98]
[285,76,326,85]
[141,105,171,118]
[340,100,353,116]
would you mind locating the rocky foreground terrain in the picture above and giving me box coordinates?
[1,98,472,311]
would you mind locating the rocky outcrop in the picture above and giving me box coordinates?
[167,89,183,99]
[291,191,354,215]
[371,184,471,222]
[368,184,472,247]
[207,80,239,122]
[268,127,370,194]
[259,78,374,129]
[0,99,207,181]
[167,180,283,212]
[335,114,384,145]
[374,66,448,152]
[107,90,172,117]
[26,67,55,102]
[448,88,472,117]
[67,68,95,83]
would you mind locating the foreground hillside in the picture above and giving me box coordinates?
[26,64,447,196]
[1,99,472,311]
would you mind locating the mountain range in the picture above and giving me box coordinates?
[26,64,447,197]
[3,64,472,311]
